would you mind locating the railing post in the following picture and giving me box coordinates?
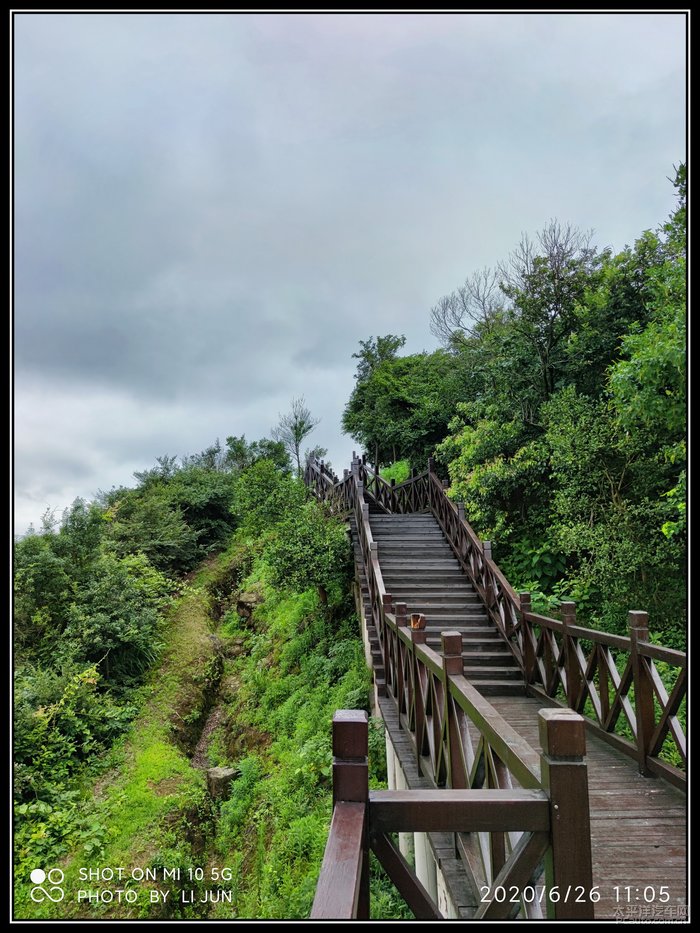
[441,631,466,790]
[411,623,428,762]
[382,592,394,695]
[483,541,494,610]
[395,603,408,719]
[561,602,581,709]
[629,610,653,775]
[457,502,465,523]
[332,710,370,919]
[538,709,594,919]
[428,456,435,473]
[519,593,535,683]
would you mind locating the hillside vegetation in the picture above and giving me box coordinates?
[14,163,685,918]
[344,165,686,645]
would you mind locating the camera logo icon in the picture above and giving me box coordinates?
[30,868,65,903]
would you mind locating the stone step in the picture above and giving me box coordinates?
[362,589,481,602]
[386,579,474,588]
[371,532,446,540]
[369,520,442,527]
[382,593,482,605]
[461,650,518,664]
[369,515,437,521]
[371,532,447,539]
[423,647,519,666]
[361,600,489,621]
[424,626,499,639]
[382,573,468,584]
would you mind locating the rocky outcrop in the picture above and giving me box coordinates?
[206,766,241,801]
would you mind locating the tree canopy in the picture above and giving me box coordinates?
[342,163,686,642]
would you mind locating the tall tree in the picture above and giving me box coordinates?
[351,334,406,381]
[272,396,320,477]
[498,220,599,403]
[429,267,503,349]
[343,347,471,469]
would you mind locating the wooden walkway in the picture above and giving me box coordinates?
[306,455,687,921]
[378,692,686,920]
[356,506,687,920]
[489,696,687,920]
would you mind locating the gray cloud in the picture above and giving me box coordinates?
[13,11,686,534]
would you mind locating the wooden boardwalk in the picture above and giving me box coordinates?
[364,506,688,920]
[489,696,686,920]
[363,510,687,919]
[306,455,688,921]
[378,692,686,920]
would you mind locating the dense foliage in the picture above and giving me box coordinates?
[13,434,287,900]
[343,165,686,643]
[14,428,407,920]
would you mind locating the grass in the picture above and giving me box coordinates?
[15,537,411,921]
[14,584,216,920]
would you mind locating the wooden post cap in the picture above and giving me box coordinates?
[560,601,576,624]
[628,610,649,633]
[441,630,463,656]
[538,708,586,759]
[333,710,368,759]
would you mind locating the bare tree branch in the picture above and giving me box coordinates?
[429,266,503,348]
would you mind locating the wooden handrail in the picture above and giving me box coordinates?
[313,710,594,920]
[310,802,367,919]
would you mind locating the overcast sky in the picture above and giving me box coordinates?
[12,11,687,535]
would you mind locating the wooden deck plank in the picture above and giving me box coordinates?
[377,663,687,920]
[489,695,687,920]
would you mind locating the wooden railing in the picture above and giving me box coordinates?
[305,454,687,788]
[312,709,594,920]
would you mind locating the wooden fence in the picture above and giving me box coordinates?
[311,708,594,920]
[305,454,687,789]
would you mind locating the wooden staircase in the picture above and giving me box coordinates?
[352,509,524,696]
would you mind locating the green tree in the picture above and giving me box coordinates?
[265,500,351,604]
[343,347,471,469]
[272,397,320,477]
[224,435,290,473]
[498,220,600,404]
[350,334,406,381]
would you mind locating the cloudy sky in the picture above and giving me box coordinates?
[13,11,687,535]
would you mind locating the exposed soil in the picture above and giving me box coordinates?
[191,705,226,769]
[146,776,183,797]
